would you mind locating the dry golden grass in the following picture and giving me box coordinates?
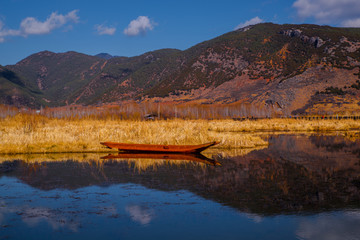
[208,118,360,132]
[0,114,267,154]
[1,114,359,154]
[204,146,268,158]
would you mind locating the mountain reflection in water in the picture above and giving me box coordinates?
[0,134,360,240]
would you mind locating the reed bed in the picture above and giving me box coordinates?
[1,114,359,154]
[0,114,267,154]
[208,118,360,132]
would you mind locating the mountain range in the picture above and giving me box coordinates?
[1,23,360,115]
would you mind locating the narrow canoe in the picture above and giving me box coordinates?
[100,141,219,153]
[101,153,221,166]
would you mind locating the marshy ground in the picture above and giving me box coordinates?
[0,114,359,154]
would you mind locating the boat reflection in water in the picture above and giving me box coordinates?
[101,152,222,166]
[0,134,359,240]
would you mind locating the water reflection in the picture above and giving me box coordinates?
[20,206,79,231]
[296,211,360,240]
[125,205,155,225]
[0,134,359,240]
[101,152,222,167]
[1,135,359,213]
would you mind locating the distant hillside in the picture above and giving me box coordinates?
[145,23,360,115]
[68,48,181,105]
[0,66,43,107]
[6,51,106,107]
[1,23,360,115]
[95,53,115,60]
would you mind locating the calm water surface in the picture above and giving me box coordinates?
[0,135,359,240]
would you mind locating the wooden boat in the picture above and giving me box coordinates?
[101,153,221,166]
[100,141,219,153]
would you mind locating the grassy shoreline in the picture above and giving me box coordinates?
[1,114,359,154]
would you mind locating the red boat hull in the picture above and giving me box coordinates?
[100,141,219,153]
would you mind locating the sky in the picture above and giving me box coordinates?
[1,0,360,66]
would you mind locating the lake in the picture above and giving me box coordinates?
[0,134,359,240]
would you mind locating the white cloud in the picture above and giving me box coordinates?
[95,24,116,35]
[0,20,21,42]
[0,10,79,42]
[20,10,79,35]
[293,0,360,26]
[342,18,360,27]
[123,16,155,36]
[234,16,264,30]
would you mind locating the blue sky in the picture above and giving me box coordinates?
[1,0,360,65]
